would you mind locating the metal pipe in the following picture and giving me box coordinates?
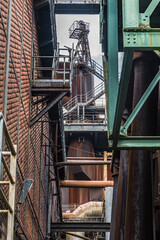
[66,232,90,240]
[124,52,158,240]
[110,165,119,240]
[3,0,13,119]
[56,161,111,166]
[114,150,129,240]
[60,180,114,188]
[67,157,107,160]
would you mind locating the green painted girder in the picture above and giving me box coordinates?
[123,28,160,50]
[122,0,160,49]
[112,49,133,148]
[103,0,160,150]
[107,0,119,134]
[109,65,160,150]
[109,136,160,150]
[121,69,160,134]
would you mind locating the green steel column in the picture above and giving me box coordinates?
[107,0,119,134]
[122,0,139,28]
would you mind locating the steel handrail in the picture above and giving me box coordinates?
[63,82,104,114]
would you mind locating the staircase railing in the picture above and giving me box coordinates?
[86,58,104,79]
[63,82,105,115]
[74,57,104,81]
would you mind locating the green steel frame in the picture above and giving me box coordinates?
[101,0,160,150]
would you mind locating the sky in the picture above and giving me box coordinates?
[56,14,103,91]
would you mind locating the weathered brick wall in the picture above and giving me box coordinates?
[0,0,50,239]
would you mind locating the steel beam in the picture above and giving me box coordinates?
[55,4,100,14]
[51,222,110,232]
[121,69,160,134]
[56,161,110,167]
[64,124,107,132]
[112,50,133,148]
[60,180,114,188]
[107,0,119,134]
[122,0,139,28]
[30,92,66,126]
[109,136,160,149]
[144,0,159,16]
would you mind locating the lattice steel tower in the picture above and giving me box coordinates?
[69,20,91,64]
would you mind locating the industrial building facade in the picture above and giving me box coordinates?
[0,0,57,238]
[0,0,160,240]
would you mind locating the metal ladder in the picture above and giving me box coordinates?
[0,113,17,240]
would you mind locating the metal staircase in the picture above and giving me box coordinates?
[63,82,105,116]
[77,57,104,81]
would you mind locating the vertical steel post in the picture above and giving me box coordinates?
[0,117,4,178]
[107,0,119,134]
[83,105,85,123]
[122,0,139,28]
[77,105,80,123]
[105,187,113,240]
[3,0,13,119]
[64,57,66,84]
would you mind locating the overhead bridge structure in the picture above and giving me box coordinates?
[0,0,160,240]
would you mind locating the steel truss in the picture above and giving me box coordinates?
[101,0,160,150]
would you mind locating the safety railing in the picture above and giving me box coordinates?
[63,82,105,115]
[87,58,104,78]
[64,112,107,125]
[32,55,71,84]
[32,45,74,87]
[74,57,104,81]
[69,20,90,39]
[0,112,17,240]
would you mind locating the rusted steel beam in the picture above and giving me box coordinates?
[67,157,104,160]
[56,161,111,166]
[60,180,114,188]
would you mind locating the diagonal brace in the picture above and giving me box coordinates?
[30,92,67,127]
[144,0,159,16]
[121,69,160,134]
[111,50,133,148]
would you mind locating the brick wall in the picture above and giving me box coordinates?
[0,0,51,239]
